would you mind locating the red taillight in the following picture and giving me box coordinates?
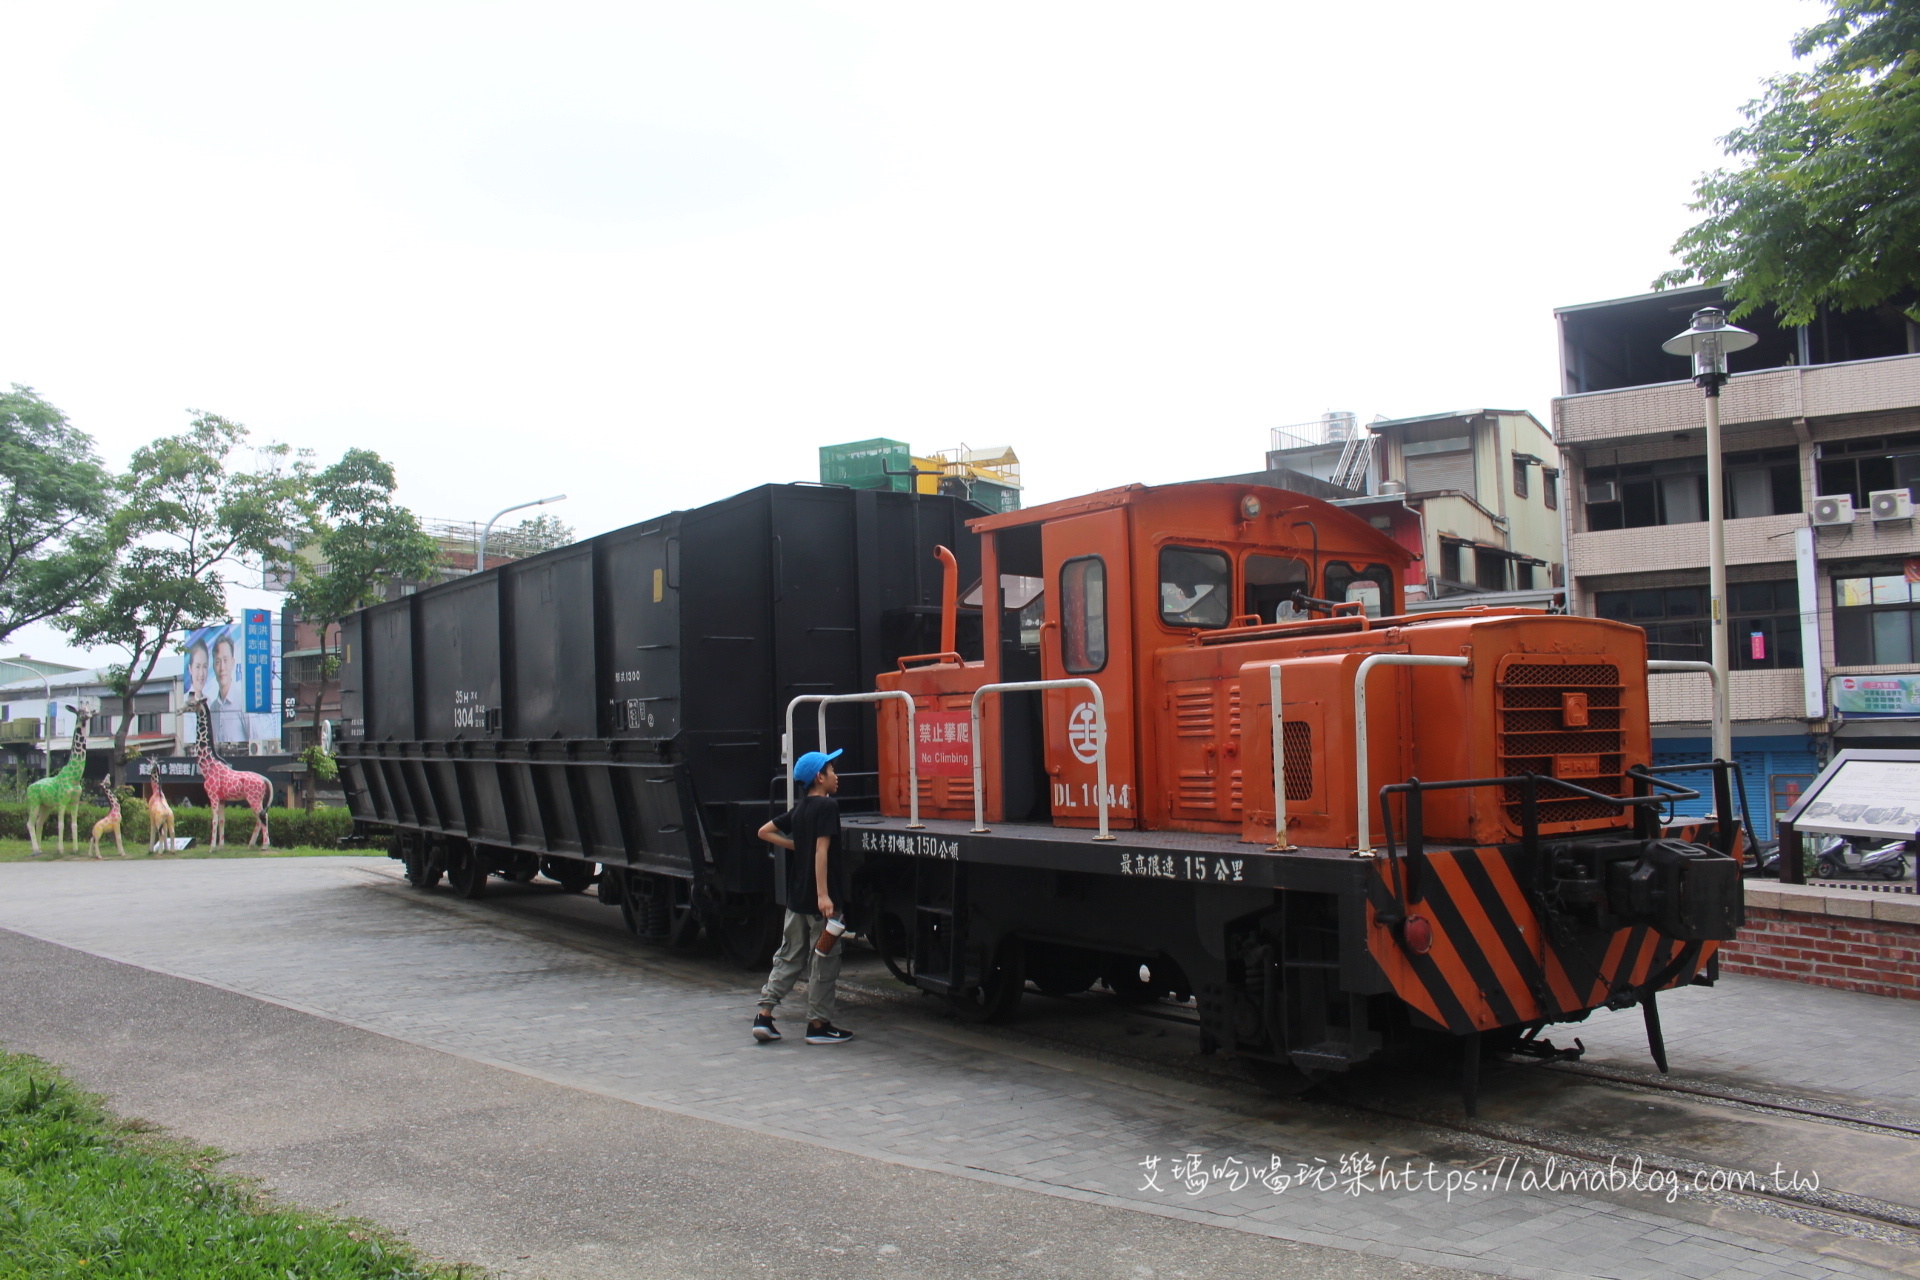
[1402,915,1434,954]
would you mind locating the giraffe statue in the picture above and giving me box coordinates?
[88,779,126,860]
[26,705,88,857]
[186,695,272,848]
[144,760,177,855]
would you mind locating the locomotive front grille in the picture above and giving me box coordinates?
[1496,662,1625,826]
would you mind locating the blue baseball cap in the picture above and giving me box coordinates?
[793,749,843,785]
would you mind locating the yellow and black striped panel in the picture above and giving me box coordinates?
[1365,846,1719,1036]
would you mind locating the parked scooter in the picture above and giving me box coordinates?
[1811,834,1912,881]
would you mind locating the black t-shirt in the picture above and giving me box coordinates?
[773,793,844,915]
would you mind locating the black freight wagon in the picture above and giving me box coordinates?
[336,483,984,964]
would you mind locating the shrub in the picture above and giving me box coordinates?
[2,801,357,849]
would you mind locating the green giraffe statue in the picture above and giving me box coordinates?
[27,704,88,857]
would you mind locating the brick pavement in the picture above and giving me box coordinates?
[0,856,1911,1280]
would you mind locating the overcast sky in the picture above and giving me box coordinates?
[5,0,1824,668]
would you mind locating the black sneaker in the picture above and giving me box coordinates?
[805,1021,853,1045]
[751,1013,781,1043]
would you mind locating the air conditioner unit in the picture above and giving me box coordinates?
[1871,489,1914,521]
[247,741,269,756]
[1584,480,1618,504]
[1812,494,1856,526]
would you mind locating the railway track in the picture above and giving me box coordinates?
[361,866,1920,1264]
[1006,990,1920,1252]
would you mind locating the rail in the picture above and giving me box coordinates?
[783,691,922,828]
[969,679,1114,840]
[1263,662,1294,851]
[1646,660,1726,763]
[1353,654,1470,855]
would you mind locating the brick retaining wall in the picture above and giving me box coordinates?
[1718,883,1920,1001]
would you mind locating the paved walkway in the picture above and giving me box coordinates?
[0,856,1913,1280]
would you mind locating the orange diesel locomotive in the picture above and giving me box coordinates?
[837,481,1742,1102]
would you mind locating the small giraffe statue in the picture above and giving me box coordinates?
[88,779,126,860]
[187,695,273,848]
[27,705,88,857]
[144,760,177,855]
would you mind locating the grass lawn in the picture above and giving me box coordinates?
[0,1048,472,1278]
[0,838,376,864]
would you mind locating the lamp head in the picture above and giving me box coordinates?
[1662,305,1759,378]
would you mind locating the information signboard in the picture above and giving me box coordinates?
[1781,749,1920,840]
[1831,673,1920,716]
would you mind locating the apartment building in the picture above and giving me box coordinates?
[1554,283,1920,834]
[1261,409,1566,610]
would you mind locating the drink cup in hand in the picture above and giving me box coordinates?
[815,917,847,956]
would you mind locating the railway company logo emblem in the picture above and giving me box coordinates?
[1067,701,1103,763]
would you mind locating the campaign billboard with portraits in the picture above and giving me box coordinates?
[182,612,280,745]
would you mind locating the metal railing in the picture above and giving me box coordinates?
[969,679,1113,840]
[1353,653,1470,855]
[783,691,921,828]
[1646,659,1725,760]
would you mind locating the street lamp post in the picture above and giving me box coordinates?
[473,495,567,575]
[1662,307,1759,766]
[0,658,55,776]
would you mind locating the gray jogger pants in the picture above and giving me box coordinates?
[758,909,842,1024]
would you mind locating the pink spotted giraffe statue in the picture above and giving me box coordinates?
[186,695,273,848]
[88,779,126,860]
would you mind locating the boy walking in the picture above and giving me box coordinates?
[751,749,854,1045]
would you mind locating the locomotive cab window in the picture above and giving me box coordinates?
[1324,561,1394,617]
[1060,556,1107,673]
[1159,546,1231,629]
[1244,554,1309,623]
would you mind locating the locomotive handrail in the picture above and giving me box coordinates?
[969,679,1114,841]
[783,691,922,829]
[1261,661,1295,851]
[1353,653,1471,856]
[1646,660,1726,768]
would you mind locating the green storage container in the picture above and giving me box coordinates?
[820,439,912,491]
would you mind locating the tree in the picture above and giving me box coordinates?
[504,512,574,556]
[1657,0,1920,323]
[285,449,439,806]
[0,386,118,644]
[62,412,310,766]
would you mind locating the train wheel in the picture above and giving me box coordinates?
[402,841,442,890]
[875,912,914,986]
[712,895,782,971]
[949,937,1024,1024]
[542,857,594,893]
[447,844,489,899]
[620,871,670,941]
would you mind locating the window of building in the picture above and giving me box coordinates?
[1542,468,1559,510]
[1833,560,1920,665]
[1324,561,1395,617]
[1438,541,1463,584]
[1516,562,1535,591]
[89,713,112,736]
[1816,434,1920,508]
[1586,448,1801,529]
[1476,549,1508,592]
[1158,546,1231,629]
[1724,447,1802,518]
[1512,456,1529,499]
[1242,554,1309,623]
[1402,432,1474,493]
[1585,459,1705,530]
[135,713,161,734]
[1594,580,1802,668]
[1060,556,1107,672]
